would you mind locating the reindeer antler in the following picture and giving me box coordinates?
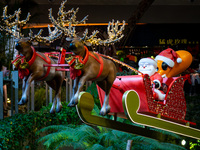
[29,25,63,43]
[0,6,31,39]
[82,20,126,46]
[48,0,125,45]
[49,0,88,38]
[0,6,62,43]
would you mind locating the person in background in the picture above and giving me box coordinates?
[0,62,8,110]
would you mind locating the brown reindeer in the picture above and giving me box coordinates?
[0,6,64,113]
[49,0,125,115]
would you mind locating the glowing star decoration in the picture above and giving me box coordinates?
[138,57,166,100]
[155,48,193,78]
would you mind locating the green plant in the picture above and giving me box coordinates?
[189,140,200,150]
[37,123,187,150]
[0,102,81,150]
[37,103,186,150]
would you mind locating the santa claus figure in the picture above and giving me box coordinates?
[138,57,166,100]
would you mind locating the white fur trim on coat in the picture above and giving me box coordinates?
[154,89,166,100]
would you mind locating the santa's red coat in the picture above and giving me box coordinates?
[150,72,163,88]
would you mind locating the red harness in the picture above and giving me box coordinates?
[69,46,104,80]
[12,46,51,80]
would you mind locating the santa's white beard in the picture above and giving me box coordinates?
[139,69,156,76]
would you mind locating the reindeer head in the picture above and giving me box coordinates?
[66,37,85,55]
[49,0,126,54]
[15,38,32,56]
[0,6,63,56]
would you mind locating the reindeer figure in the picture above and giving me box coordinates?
[49,0,125,115]
[0,6,64,113]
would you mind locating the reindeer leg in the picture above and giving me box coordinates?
[72,77,79,98]
[96,80,111,116]
[18,71,44,105]
[56,87,62,113]
[68,76,86,107]
[98,71,116,116]
[46,80,57,114]
[68,77,79,107]
[18,74,34,105]
[46,72,64,113]
[55,73,64,113]
[18,76,28,104]
[100,90,111,116]
[22,76,28,93]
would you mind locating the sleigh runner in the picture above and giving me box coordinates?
[98,74,192,124]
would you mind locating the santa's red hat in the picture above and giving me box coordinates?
[155,48,182,67]
[138,57,157,68]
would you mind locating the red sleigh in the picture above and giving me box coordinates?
[98,74,195,125]
[77,74,200,140]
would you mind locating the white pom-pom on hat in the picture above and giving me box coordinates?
[177,57,182,63]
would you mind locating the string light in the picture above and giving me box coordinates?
[97,53,142,75]
[181,139,186,146]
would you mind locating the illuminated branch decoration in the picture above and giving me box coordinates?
[82,20,126,46]
[49,0,125,46]
[0,6,62,43]
[49,0,88,38]
[29,25,63,43]
[0,6,30,39]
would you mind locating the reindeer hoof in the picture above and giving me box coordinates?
[99,111,107,116]
[50,109,55,114]
[18,99,27,105]
[18,101,24,105]
[50,106,56,114]
[99,106,111,116]
[67,103,76,107]
[56,105,63,113]
[67,100,78,107]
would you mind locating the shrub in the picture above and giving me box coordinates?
[0,102,81,150]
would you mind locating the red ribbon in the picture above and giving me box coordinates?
[70,66,82,80]
[69,46,89,79]
[12,55,29,79]
[12,46,37,79]
[18,69,30,79]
